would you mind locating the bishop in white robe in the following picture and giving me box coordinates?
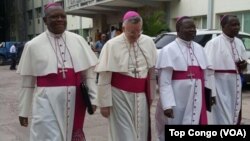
[95,11,157,141]
[155,16,215,141]
[204,15,248,125]
[17,3,98,140]
[18,30,98,141]
[17,3,97,141]
[204,34,247,124]
[95,32,157,141]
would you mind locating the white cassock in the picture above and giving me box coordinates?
[204,33,248,125]
[95,33,157,141]
[155,38,215,141]
[17,30,98,141]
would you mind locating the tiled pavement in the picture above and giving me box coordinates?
[0,65,249,141]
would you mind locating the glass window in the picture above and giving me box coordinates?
[243,12,250,34]
[154,34,176,49]
[27,10,33,20]
[36,7,42,18]
[238,35,250,51]
[202,16,207,29]
[194,34,212,47]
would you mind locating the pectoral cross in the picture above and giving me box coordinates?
[132,68,140,77]
[59,68,67,79]
[187,72,194,79]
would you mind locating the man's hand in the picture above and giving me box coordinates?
[237,60,248,72]
[19,116,28,127]
[211,96,216,106]
[164,109,174,118]
[100,107,111,118]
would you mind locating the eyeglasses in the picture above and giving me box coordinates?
[125,30,143,35]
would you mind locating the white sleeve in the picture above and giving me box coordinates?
[204,69,216,97]
[97,72,112,107]
[85,66,98,105]
[19,76,35,117]
[149,67,157,102]
[158,68,176,110]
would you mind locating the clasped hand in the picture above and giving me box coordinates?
[100,107,111,118]
[164,109,174,118]
[19,116,28,127]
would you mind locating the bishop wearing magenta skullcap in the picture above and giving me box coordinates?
[122,10,140,21]
[155,16,214,140]
[43,2,63,15]
[95,10,157,141]
[17,1,98,141]
[204,14,247,125]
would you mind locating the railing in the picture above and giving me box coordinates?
[66,0,108,10]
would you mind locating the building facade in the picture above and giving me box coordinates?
[168,0,250,33]
[26,0,93,40]
[2,0,250,42]
[0,0,93,42]
[65,0,250,39]
[65,0,172,41]
[0,0,26,42]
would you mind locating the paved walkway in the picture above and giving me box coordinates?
[0,65,250,141]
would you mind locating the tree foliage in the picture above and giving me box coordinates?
[142,10,170,36]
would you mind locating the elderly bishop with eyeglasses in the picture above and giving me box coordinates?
[95,11,157,141]
[17,2,98,141]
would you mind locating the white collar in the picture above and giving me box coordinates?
[46,30,64,38]
[176,37,192,48]
[222,33,235,43]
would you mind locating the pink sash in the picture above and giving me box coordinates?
[172,66,208,125]
[37,68,86,141]
[111,72,151,141]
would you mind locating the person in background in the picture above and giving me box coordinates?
[115,28,122,37]
[87,36,94,48]
[110,26,117,39]
[16,42,25,64]
[155,16,215,141]
[204,15,248,124]
[94,33,107,56]
[95,29,101,42]
[94,33,107,83]
[9,43,17,70]
[17,2,98,141]
[95,11,157,141]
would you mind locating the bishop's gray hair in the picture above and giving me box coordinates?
[122,16,143,27]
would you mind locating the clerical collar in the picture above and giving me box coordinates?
[176,37,192,48]
[122,33,141,45]
[46,30,64,38]
[222,33,234,43]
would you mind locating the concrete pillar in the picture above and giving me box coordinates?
[207,0,214,29]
